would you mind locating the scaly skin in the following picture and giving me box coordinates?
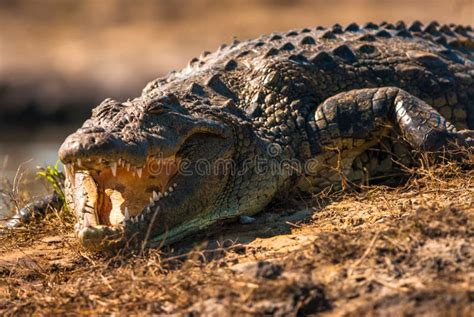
[50,21,474,250]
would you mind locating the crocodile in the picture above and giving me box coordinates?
[14,21,474,251]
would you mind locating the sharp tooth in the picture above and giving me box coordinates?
[118,158,122,166]
[98,158,103,164]
[136,168,143,178]
[168,187,174,192]
[140,213,145,221]
[164,192,169,197]
[83,216,90,228]
[126,163,131,171]
[77,158,82,167]
[146,206,151,213]
[111,162,117,177]
[158,192,163,199]
[64,164,72,180]
[153,191,158,200]
[124,207,130,220]
[173,183,177,187]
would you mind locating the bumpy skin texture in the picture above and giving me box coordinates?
[56,21,474,250]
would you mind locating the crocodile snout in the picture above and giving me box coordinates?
[58,130,146,165]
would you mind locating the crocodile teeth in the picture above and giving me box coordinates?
[126,163,131,171]
[124,207,130,220]
[136,168,143,178]
[77,158,82,167]
[140,213,145,221]
[98,158,103,164]
[168,187,174,192]
[83,216,90,228]
[164,192,169,197]
[153,191,159,200]
[145,206,151,213]
[64,164,73,180]
[111,162,117,177]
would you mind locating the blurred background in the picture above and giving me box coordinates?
[0,0,472,209]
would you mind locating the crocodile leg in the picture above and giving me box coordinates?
[301,87,473,192]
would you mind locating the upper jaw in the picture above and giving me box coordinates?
[59,134,149,169]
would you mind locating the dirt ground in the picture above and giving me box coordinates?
[0,159,472,316]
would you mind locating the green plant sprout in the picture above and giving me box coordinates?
[36,161,66,210]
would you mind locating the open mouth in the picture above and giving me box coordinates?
[64,156,180,249]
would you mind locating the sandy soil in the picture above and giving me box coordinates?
[0,161,472,316]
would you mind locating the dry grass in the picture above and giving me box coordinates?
[0,157,473,316]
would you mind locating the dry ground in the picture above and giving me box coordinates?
[0,158,473,316]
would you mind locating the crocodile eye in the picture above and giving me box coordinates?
[147,104,170,116]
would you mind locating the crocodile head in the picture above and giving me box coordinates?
[59,94,236,251]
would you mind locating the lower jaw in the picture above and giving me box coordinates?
[77,225,126,251]
[69,172,174,250]
[76,208,221,251]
